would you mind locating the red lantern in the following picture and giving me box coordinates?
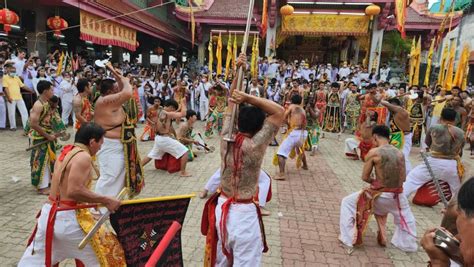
[154,47,164,55]
[47,16,68,37]
[0,8,19,35]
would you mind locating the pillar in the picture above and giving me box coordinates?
[26,6,48,58]
[368,19,384,73]
[352,39,360,65]
[111,46,124,64]
[265,23,277,58]
[142,49,151,67]
[198,42,205,66]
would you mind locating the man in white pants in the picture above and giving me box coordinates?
[199,168,272,215]
[339,125,417,252]
[0,78,6,129]
[3,65,34,130]
[197,74,211,121]
[141,98,191,177]
[59,72,76,126]
[403,108,465,199]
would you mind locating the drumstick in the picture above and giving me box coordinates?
[78,188,128,249]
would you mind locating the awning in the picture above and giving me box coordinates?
[80,10,137,51]
[280,14,370,37]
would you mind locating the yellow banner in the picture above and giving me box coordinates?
[281,14,370,36]
[80,10,137,51]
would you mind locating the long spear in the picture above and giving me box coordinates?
[223,0,255,142]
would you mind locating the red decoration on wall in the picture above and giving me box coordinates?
[47,16,69,37]
[0,8,19,35]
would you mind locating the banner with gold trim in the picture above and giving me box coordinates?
[80,10,137,51]
[281,14,370,37]
[110,194,194,266]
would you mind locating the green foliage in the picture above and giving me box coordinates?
[384,31,411,58]
[454,0,472,11]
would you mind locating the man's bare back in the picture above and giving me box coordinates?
[367,145,406,188]
[286,104,306,129]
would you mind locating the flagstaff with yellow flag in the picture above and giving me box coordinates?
[453,44,471,90]
[408,38,416,86]
[412,36,421,86]
[224,33,233,80]
[424,38,436,86]
[208,34,213,74]
[232,33,238,71]
[250,35,257,78]
[216,32,223,76]
[444,39,456,90]
[437,43,449,86]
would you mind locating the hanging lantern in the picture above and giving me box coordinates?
[0,8,19,35]
[154,47,164,55]
[280,4,294,16]
[47,16,68,38]
[365,4,381,20]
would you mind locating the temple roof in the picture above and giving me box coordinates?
[403,3,462,30]
[193,0,250,19]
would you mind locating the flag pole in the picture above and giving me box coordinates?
[223,0,255,142]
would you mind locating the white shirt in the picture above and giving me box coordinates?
[60,79,76,103]
[338,67,351,80]
[198,82,212,101]
[12,57,26,76]
[32,76,51,96]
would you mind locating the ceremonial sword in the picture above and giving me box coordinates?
[78,188,128,249]
[420,152,449,208]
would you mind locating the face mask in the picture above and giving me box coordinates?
[65,77,71,82]
[201,79,206,83]
[9,72,16,77]
[52,62,57,66]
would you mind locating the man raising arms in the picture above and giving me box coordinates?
[94,72,144,204]
[339,125,417,252]
[73,78,93,130]
[202,53,284,266]
[19,123,125,266]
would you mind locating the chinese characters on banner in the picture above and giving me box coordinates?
[79,10,137,51]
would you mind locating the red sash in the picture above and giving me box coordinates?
[358,140,373,161]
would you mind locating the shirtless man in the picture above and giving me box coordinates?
[19,123,125,266]
[73,78,93,130]
[404,108,465,200]
[177,109,200,161]
[339,125,417,252]
[358,83,382,124]
[201,53,284,266]
[275,94,308,180]
[381,98,413,174]
[344,110,378,161]
[141,98,191,177]
[94,72,144,204]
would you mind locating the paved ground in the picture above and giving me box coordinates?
[0,122,472,266]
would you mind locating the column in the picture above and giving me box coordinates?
[352,39,360,65]
[142,49,151,67]
[198,42,205,66]
[26,7,48,58]
[111,46,123,64]
[368,19,384,73]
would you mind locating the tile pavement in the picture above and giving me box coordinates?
[0,123,471,266]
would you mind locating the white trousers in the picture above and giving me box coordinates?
[215,196,263,267]
[403,157,461,198]
[61,100,74,125]
[18,203,99,267]
[204,168,271,207]
[403,133,413,175]
[37,164,51,190]
[344,137,360,155]
[199,98,209,120]
[0,96,6,128]
[277,129,308,158]
[6,99,28,129]
[339,191,417,252]
[147,135,188,160]
[95,138,125,213]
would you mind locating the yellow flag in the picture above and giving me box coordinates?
[437,43,449,86]
[255,37,259,78]
[232,33,238,71]
[424,38,436,87]
[224,33,233,80]
[412,36,421,86]
[250,36,257,78]
[216,32,222,76]
[189,0,195,47]
[208,35,213,74]
[444,40,456,90]
[56,52,65,76]
[453,44,471,90]
[408,38,416,86]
